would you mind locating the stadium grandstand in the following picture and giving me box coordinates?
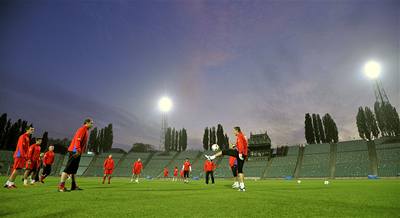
[0,139,399,179]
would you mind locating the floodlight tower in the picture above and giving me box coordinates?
[363,60,389,103]
[158,97,172,151]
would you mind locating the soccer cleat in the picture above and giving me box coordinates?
[204,155,210,160]
[7,185,17,189]
[135,179,139,183]
[58,187,68,192]
[232,184,240,189]
[238,187,246,192]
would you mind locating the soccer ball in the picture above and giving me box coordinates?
[297,180,301,184]
[211,144,220,151]
[324,180,329,185]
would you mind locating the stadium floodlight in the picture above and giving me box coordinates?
[363,61,381,80]
[158,96,172,113]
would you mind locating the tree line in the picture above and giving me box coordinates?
[202,124,229,151]
[130,142,154,152]
[356,101,400,141]
[164,127,187,151]
[87,124,114,153]
[305,113,338,144]
[0,113,50,152]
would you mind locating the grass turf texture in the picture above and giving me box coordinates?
[0,177,399,218]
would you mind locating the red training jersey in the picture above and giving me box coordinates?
[164,168,169,176]
[133,161,143,171]
[68,125,89,154]
[173,168,178,176]
[43,150,55,165]
[204,160,215,172]
[183,161,191,171]
[104,158,114,170]
[236,132,248,156]
[27,143,41,162]
[13,133,30,159]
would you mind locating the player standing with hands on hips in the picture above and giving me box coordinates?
[205,126,248,191]
[103,154,114,184]
[58,118,93,192]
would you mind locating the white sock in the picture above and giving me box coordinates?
[210,155,216,160]
[239,182,245,188]
[234,182,239,186]
[9,181,14,186]
[24,179,28,185]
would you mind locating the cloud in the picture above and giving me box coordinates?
[0,72,159,151]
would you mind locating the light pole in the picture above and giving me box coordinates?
[363,60,389,103]
[158,97,172,151]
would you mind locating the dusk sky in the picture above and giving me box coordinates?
[0,0,399,151]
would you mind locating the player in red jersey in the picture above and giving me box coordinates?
[131,158,143,183]
[58,118,93,192]
[182,158,191,183]
[204,159,216,184]
[180,170,184,181]
[205,126,248,191]
[4,126,34,189]
[102,155,114,184]
[40,145,55,183]
[163,167,169,179]
[23,138,42,185]
[173,166,178,181]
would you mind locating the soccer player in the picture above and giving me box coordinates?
[179,169,184,181]
[102,154,114,184]
[182,158,191,183]
[173,166,178,181]
[24,138,42,185]
[229,146,239,189]
[205,126,248,191]
[4,126,34,189]
[163,167,169,179]
[131,158,143,183]
[40,145,55,183]
[204,159,216,184]
[58,118,93,192]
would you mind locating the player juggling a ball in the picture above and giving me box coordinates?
[205,126,248,192]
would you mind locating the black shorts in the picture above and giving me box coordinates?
[63,152,81,175]
[231,165,238,177]
[222,149,246,174]
[42,165,52,176]
[183,170,190,178]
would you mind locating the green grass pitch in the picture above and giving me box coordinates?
[1,177,399,217]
